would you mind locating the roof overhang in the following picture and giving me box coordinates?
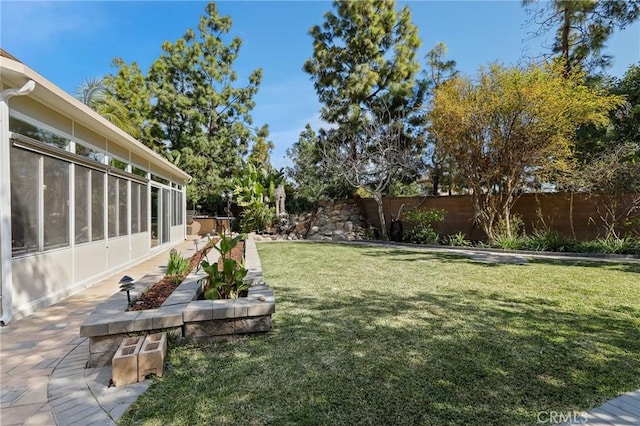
[1,53,191,183]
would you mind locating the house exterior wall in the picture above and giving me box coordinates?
[1,52,191,323]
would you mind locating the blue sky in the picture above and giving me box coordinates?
[2,1,639,169]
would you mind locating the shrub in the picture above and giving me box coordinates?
[491,216,524,249]
[403,209,446,245]
[364,226,380,241]
[447,232,471,247]
[166,251,189,283]
[520,229,576,252]
[240,204,274,233]
[575,237,640,255]
[201,233,249,299]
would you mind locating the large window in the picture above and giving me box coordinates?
[91,170,105,241]
[43,157,69,250]
[11,148,70,255]
[10,116,69,150]
[108,176,118,238]
[75,166,90,244]
[140,185,148,233]
[131,183,140,234]
[108,175,130,238]
[76,143,105,164]
[130,182,149,234]
[119,179,128,236]
[10,148,39,255]
[75,166,106,244]
[171,188,183,226]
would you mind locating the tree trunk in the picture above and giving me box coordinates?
[374,195,388,239]
[432,172,440,196]
[560,3,572,76]
[569,192,576,240]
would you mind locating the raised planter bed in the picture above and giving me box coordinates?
[80,237,274,368]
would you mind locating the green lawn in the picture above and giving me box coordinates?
[120,243,640,425]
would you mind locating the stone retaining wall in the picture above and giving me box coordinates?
[259,200,367,241]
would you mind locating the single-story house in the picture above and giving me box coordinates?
[1,50,191,324]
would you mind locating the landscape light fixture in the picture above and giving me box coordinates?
[119,275,135,306]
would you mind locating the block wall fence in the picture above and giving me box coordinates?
[358,192,638,241]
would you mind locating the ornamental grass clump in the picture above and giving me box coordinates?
[166,251,190,284]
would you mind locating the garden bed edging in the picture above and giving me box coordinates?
[80,237,274,368]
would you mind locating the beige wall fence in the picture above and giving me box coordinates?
[358,192,639,241]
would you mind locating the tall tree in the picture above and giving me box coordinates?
[320,106,422,238]
[75,76,139,138]
[421,42,458,195]
[76,77,106,107]
[247,124,274,168]
[304,0,424,236]
[429,62,623,240]
[140,2,264,206]
[524,0,640,75]
[103,59,155,149]
[286,124,351,204]
[304,0,422,129]
[571,63,640,237]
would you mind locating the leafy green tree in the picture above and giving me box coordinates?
[304,0,422,130]
[429,62,624,240]
[107,3,266,207]
[570,63,640,237]
[611,63,640,148]
[103,59,155,149]
[304,0,425,236]
[524,0,640,75]
[421,42,458,195]
[75,76,140,138]
[286,124,349,204]
[247,124,274,168]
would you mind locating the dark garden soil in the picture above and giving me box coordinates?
[129,239,245,311]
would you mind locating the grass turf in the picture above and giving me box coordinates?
[120,242,640,425]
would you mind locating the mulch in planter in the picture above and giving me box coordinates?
[129,239,245,310]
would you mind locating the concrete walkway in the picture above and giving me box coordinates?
[1,237,639,425]
[0,238,197,426]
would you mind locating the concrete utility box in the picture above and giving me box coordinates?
[138,333,167,382]
[112,336,144,386]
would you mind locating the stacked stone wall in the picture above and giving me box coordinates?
[258,200,367,241]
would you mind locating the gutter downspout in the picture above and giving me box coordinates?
[0,80,36,325]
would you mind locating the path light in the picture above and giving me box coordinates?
[119,275,135,307]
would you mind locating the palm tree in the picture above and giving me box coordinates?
[75,77,106,108]
[75,77,139,138]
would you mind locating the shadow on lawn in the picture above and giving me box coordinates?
[126,280,640,425]
[360,246,640,273]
